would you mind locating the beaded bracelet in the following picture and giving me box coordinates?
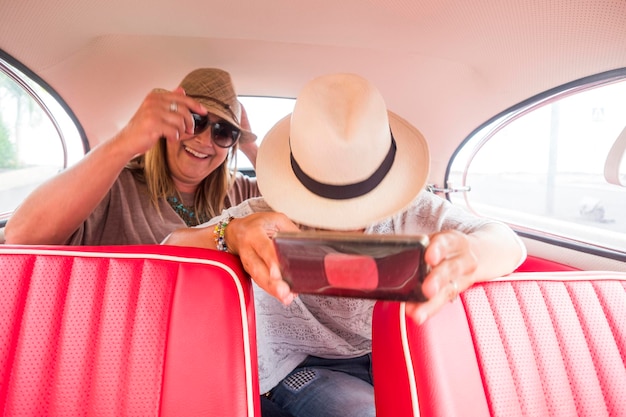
[214,216,234,252]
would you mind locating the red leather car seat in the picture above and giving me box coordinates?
[0,245,260,416]
[373,271,626,417]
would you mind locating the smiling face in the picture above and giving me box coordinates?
[165,112,232,194]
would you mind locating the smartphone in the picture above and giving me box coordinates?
[273,231,430,302]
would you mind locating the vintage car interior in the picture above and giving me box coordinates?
[1,0,625,415]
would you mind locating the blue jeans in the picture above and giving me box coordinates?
[264,354,375,417]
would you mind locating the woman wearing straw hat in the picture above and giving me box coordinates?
[165,73,526,417]
[6,68,261,246]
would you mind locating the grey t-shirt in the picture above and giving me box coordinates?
[212,193,518,393]
[66,168,260,246]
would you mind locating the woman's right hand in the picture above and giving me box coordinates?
[113,87,208,158]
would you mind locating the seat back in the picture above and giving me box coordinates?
[373,271,626,417]
[0,244,260,417]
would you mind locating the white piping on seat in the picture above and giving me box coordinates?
[399,302,420,417]
[494,270,626,282]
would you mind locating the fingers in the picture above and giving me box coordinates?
[140,87,207,141]
[405,278,461,325]
[154,88,207,137]
[239,243,294,305]
[421,230,477,299]
[226,213,300,304]
[405,230,478,325]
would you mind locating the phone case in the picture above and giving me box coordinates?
[273,231,430,302]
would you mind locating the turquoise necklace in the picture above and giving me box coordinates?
[166,196,207,227]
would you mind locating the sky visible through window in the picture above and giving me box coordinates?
[237,96,295,170]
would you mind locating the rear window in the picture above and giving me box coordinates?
[236,96,295,173]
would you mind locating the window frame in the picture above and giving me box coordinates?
[0,49,89,225]
[445,67,626,263]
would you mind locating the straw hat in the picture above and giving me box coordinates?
[256,73,430,230]
[179,68,256,143]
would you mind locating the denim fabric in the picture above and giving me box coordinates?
[260,395,296,417]
[263,354,375,417]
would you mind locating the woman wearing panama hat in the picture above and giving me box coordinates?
[6,68,261,246]
[165,73,526,417]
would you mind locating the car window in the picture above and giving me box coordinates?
[0,55,86,224]
[236,96,295,173]
[447,70,626,255]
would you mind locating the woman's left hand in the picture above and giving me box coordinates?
[404,230,478,325]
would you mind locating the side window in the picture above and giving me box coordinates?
[236,96,295,174]
[448,70,626,254]
[0,55,86,224]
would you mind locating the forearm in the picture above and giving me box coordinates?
[4,137,135,244]
[162,226,217,249]
[238,142,258,169]
[467,222,526,282]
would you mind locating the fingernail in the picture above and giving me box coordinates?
[270,264,282,280]
[277,284,293,305]
[415,311,427,325]
[276,282,288,298]
[282,293,294,305]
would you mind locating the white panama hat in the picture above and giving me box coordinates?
[257,73,430,230]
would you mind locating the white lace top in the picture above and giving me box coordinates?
[212,193,506,393]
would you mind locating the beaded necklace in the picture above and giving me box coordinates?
[166,196,208,227]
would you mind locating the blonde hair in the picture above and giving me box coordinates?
[128,137,238,224]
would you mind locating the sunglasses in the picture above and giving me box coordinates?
[191,113,241,148]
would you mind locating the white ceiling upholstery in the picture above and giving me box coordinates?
[1,0,626,179]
